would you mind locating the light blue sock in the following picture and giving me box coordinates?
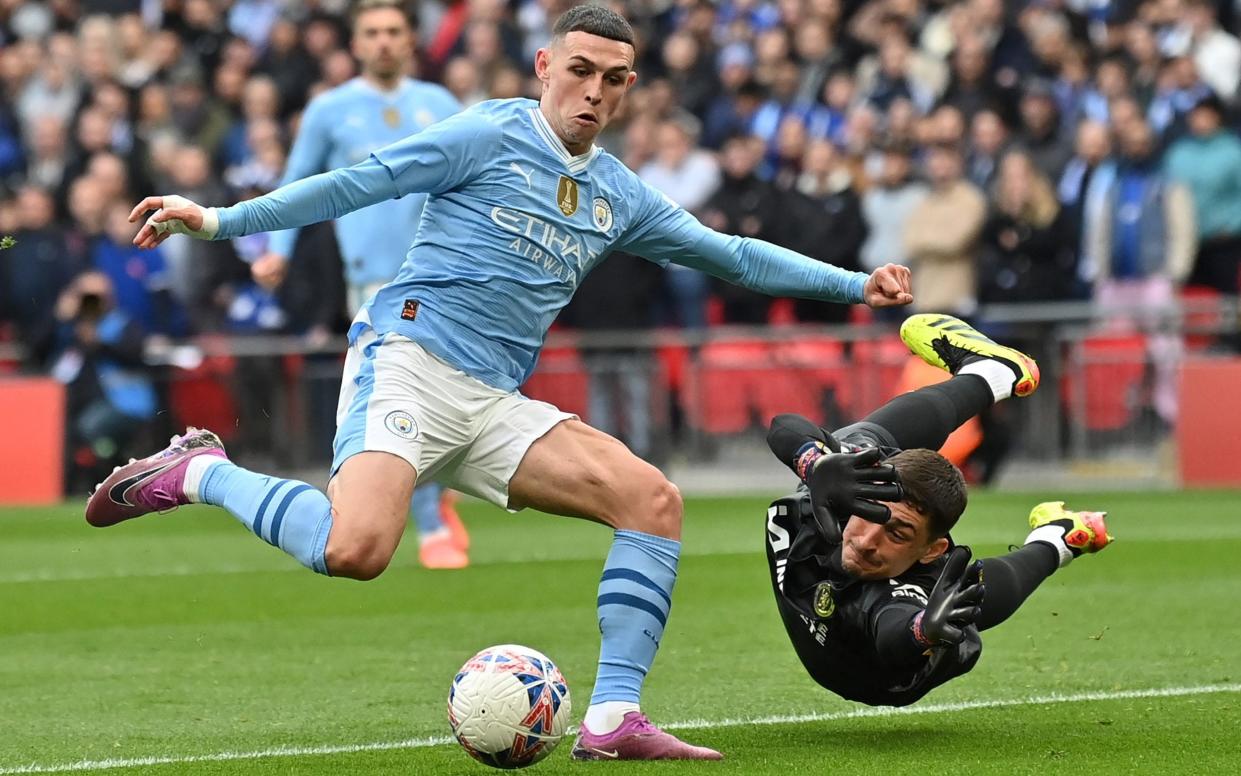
[590,529,680,705]
[200,461,334,575]
[410,482,444,536]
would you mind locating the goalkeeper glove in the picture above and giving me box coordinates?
[913,546,984,647]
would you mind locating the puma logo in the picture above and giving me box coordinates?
[510,162,534,189]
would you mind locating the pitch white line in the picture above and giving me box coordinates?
[2,683,1238,774]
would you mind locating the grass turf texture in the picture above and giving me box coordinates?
[2,490,1239,774]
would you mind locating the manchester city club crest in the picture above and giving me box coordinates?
[592,197,613,232]
[813,582,836,619]
[383,106,401,128]
[556,175,579,217]
[384,410,419,439]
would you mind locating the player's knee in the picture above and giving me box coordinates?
[627,474,683,539]
[324,532,395,581]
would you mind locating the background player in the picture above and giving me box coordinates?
[90,6,912,760]
[251,0,468,569]
[764,314,1113,706]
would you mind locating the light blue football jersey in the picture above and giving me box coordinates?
[266,77,460,286]
[216,98,867,391]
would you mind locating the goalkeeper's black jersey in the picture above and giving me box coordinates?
[763,491,981,707]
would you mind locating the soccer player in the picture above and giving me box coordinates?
[92,6,913,760]
[764,314,1113,707]
[250,0,469,569]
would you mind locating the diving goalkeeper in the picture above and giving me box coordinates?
[763,314,1113,706]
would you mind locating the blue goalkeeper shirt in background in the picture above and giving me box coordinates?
[216,98,869,391]
[266,77,460,286]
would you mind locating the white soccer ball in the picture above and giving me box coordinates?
[448,644,572,769]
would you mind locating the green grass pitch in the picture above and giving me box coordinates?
[2,489,1240,774]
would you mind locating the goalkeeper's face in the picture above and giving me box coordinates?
[353,6,413,81]
[840,501,949,581]
[535,31,637,155]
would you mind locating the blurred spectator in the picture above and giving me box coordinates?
[793,20,842,106]
[0,186,81,365]
[700,134,783,323]
[784,138,867,324]
[17,53,80,134]
[220,75,283,167]
[702,76,765,151]
[1164,92,1241,294]
[93,202,185,337]
[1085,118,1196,424]
[660,31,718,120]
[639,111,720,328]
[1147,54,1213,140]
[443,56,486,106]
[903,142,986,316]
[939,33,1016,126]
[257,17,319,113]
[25,114,68,193]
[860,139,927,276]
[1058,119,1117,295]
[1124,21,1163,108]
[50,271,157,491]
[167,66,232,157]
[978,150,1075,305]
[165,144,249,331]
[965,108,1011,190]
[1017,80,1072,180]
[1185,0,1241,102]
[855,26,942,115]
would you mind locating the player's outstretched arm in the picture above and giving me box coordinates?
[129,160,401,249]
[618,186,913,308]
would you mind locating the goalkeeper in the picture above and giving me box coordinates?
[763,314,1113,707]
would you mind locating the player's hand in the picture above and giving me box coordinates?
[129,195,219,248]
[863,263,913,308]
[805,446,903,544]
[916,546,984,646]
[252,252,289,290]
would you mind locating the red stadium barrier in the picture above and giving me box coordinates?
[1062,335,1147,431]
[1179,357,1241,486]
[0,377,64,505]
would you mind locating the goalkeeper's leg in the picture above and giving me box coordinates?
[976,502,1113,630]
[836,315,1040,451]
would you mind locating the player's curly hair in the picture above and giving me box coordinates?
[888,449,966,539]
[552,4,635,47]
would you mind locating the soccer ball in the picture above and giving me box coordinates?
[448,644,572,769]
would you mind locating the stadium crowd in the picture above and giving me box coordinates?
[2,0,1240,480]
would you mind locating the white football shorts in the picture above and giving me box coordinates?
[331,324,575,509]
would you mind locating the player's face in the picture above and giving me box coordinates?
[535,31,637,154]
[353,8,413,81]
[840,501,949,581]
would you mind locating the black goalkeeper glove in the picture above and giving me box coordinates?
[914,546,985,647]
[766,413,903,544]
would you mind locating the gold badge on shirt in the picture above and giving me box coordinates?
[556,175,579,217]
[383,106,401,128]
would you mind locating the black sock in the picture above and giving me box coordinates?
[975,543,1059,631]
[858,375,994,451]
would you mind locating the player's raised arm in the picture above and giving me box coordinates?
[617,183,913,308]
[130,110,502,250]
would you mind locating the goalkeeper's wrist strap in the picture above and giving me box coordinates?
[911,610,933,648]
[794,440,830,482]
